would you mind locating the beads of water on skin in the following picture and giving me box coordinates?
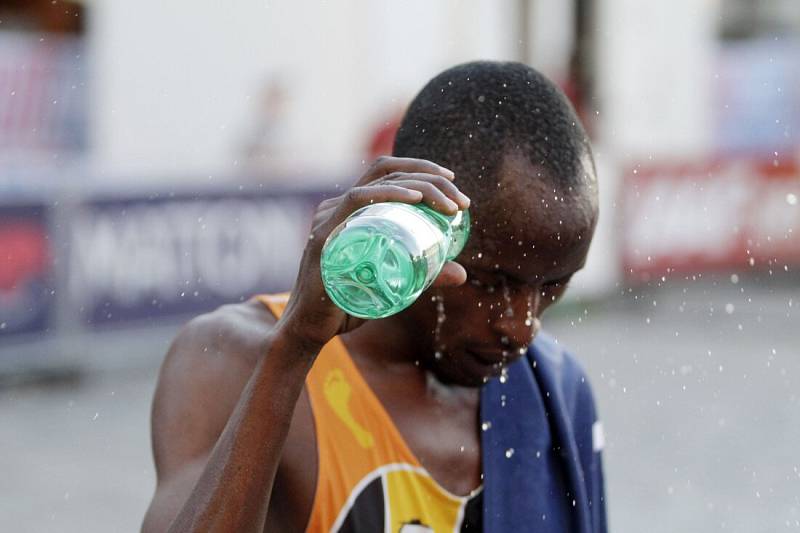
[501,278,514,317]
[433,294,446,354]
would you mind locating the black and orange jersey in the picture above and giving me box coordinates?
[259,294,482,532]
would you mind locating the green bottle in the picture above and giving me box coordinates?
[320,202,470,319]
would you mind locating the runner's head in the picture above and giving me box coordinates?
[393,61,598,386]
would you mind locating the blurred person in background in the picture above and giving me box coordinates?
[142,61,606,533]
[364,104,404,162]
[240,76,293,179]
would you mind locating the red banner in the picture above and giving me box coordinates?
[620,157,800,282]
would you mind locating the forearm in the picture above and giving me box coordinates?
[167,328,319,533]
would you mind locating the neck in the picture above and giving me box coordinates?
[341,313,429,372]
[341,314,480,405]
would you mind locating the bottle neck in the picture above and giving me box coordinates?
[414,205,471,261]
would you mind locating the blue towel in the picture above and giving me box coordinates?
[480,332,607,532]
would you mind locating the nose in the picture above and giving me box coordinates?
[489,287,542,350]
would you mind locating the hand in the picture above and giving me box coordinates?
[276,156,471,351]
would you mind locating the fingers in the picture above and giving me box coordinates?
[337,184,423,214]
[430,261,467,288]
[359,156,455,185]
[387,174,470,215]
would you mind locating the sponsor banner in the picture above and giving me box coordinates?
[0,204,54,336]
[66,190,327,326]
[621,157,800,281]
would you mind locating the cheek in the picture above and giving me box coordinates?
[438,286,503,328]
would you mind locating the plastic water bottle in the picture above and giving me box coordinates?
[320,202,470,319]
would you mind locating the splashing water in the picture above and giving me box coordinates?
[524,292,541,338]
[501,277,514,317]
[433,293,446,356]
[525,292,534,326]
[499,367,509,384]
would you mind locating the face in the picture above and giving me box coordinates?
[400,153,598,387]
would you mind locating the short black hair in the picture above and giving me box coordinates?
[393,61,593,199]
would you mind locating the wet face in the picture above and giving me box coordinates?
[401,152,598,386]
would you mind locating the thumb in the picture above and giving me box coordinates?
[430,261,467,288]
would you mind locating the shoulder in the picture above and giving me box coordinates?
[530,330,598,421]
[151,298,277,469]
[531,331,591,389]
[163,298,276,378]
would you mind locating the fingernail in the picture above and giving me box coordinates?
[459,193,471,208]
[441,167,455,178]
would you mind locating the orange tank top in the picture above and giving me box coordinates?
[258,294,482,532]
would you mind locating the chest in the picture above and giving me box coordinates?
[369,373,483,497]
[269,374,483,532]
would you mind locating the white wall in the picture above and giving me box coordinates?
[596,0,718,162]
[529,0,574,82]
[88,0,515,182]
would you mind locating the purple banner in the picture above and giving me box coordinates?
[66,190,328,327]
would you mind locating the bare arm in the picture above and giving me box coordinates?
[141,156,470,533]
[141,304,321,533]
[143,316,318,533]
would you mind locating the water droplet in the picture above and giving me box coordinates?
[500,279,514,317]
[433,294,446,351]
[725,303,735,314]
[787,193,798,206]
[525,293,537,332]
[505,448,515,458]
[481,421,492,431]
[730,274,739,284]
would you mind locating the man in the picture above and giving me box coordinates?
[142,61,605,532]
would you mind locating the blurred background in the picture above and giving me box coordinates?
[0,0,798,531]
